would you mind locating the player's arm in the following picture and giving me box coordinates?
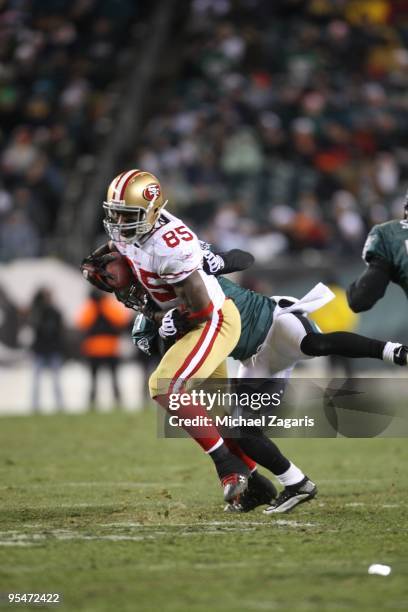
[201,245,254,276]
[173,270,213,321]
[347,225,393,312]
[347,258,391,312]
[155,270,213,340]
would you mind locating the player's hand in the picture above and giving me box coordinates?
[80,253,117,292]
[202,249,225,275]
[158,308,191,339]
[202,248,255,276]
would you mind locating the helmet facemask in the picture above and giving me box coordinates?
[103,194,165,243]
[103,170,167,243]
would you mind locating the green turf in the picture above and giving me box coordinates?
[0,410,407,612]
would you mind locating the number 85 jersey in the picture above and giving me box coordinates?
[113,211,226,311]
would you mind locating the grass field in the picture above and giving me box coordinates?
[1,410,407,612]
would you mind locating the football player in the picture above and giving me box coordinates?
[97,169,262,505]
[347,193,408,354]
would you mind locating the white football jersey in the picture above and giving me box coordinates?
[114,211,226,311]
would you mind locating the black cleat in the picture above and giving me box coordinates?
[221,473,249,503]
[393,345,408,366]
[212,443,250,502]
[264,476,317,514]
[225,471,277,513]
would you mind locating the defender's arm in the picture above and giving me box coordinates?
[347,258,391,312]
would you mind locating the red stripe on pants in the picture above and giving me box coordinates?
[154,394,222,452]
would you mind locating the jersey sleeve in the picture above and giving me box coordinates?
[158,239,203,284]
[362,225,389,265]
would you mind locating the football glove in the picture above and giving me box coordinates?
[80,252,119,292]
[158,308,191,339]
[202,249,225,275]
[202,248,255,276]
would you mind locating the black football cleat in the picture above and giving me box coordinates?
[221,473,249,503]
[263,476,317,514]
[225,471,277,513]
[393,345,408,366]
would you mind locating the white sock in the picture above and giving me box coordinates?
[277,462,305,487]
[382,342,401,364]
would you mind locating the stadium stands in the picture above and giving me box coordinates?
[127,0,408,260]
[0,0,150,259]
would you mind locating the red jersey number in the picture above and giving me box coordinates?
[162,225,194,248]
[138,268,176,303]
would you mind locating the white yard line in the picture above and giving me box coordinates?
[0,481,186,490]
[0,518,318,547]
[275,519,317,528]
[318,479,378,484]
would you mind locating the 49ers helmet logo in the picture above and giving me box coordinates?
[143,183,161,201]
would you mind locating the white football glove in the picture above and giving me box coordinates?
[158,308,179,339]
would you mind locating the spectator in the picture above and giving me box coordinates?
[76,289,130,411]
[0,285,24,365]
[29,287,65,412]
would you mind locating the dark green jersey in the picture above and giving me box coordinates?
[132,277,276,361]
[363,219,408,298]
[218,276,276,361]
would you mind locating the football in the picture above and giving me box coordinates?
[103,252,134,289]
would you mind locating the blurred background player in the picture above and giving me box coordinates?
[348,195,408,318]
[76,288,130,411]
[29,287,65,413]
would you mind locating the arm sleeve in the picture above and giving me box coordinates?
[347,258,391,313]
[202,248,255,276]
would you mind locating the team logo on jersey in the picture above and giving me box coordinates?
[143,183,161,201]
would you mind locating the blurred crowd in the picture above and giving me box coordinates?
[131,0,408,260]
[2,0,408,263]
[0,0,142,261]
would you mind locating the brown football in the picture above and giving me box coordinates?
[104,252,134,289]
